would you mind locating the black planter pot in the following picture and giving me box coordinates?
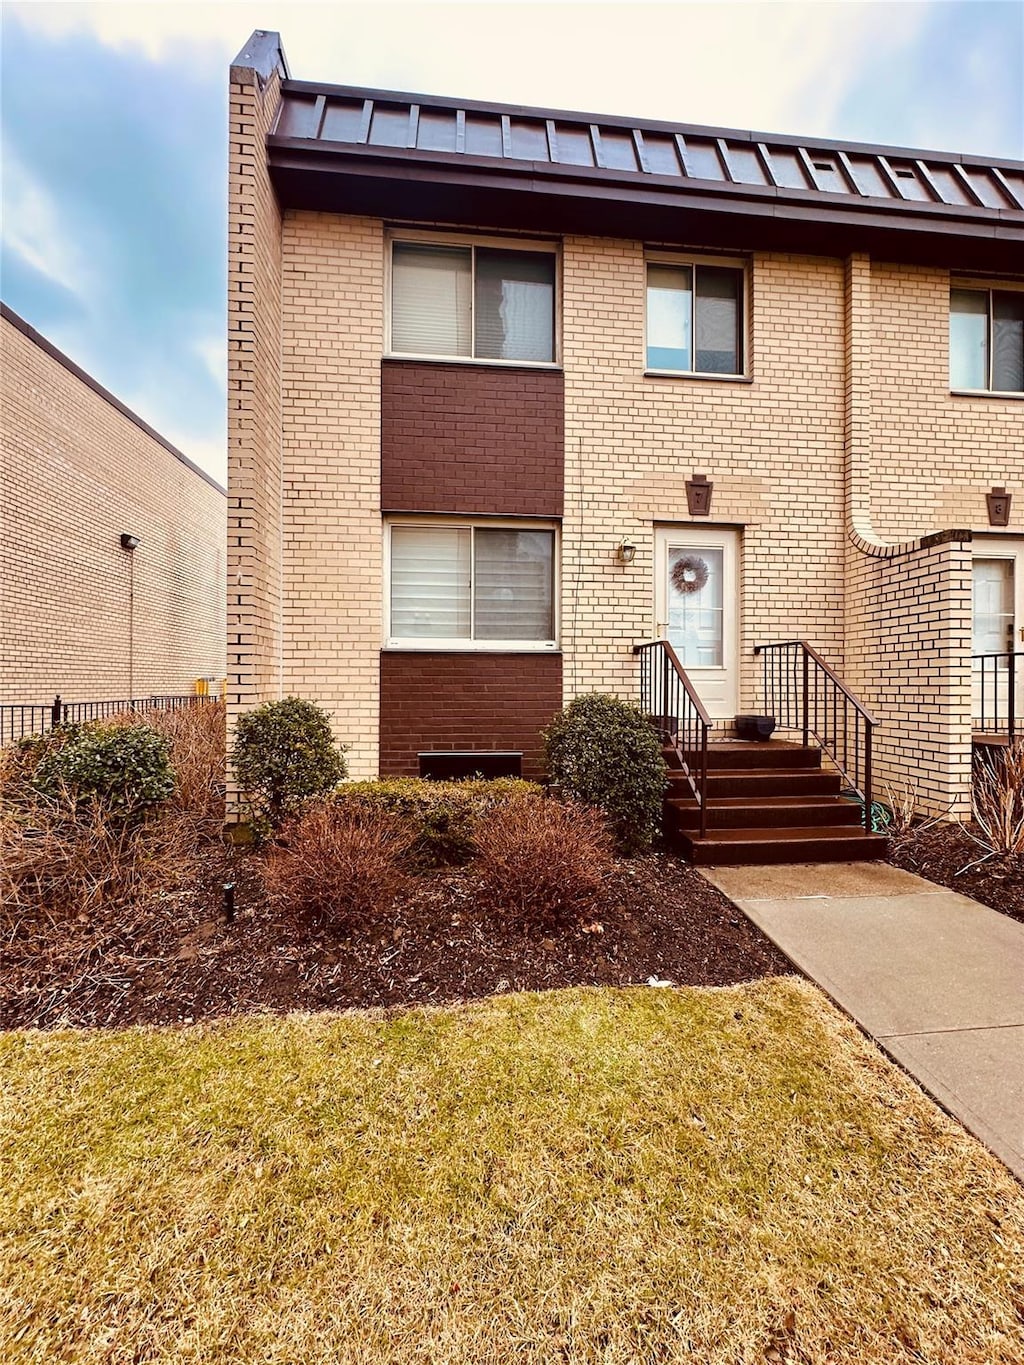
[735,714,777,742]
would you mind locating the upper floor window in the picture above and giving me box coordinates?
[389,238,557,364]
[646,257,746,376]
[950,286,1024,393]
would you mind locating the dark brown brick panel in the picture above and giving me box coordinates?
[379,651,563,779]
[381,359,563,516]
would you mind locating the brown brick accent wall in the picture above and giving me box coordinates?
[381,360,563,516]
[379,652,562,779]
[1,314,225,705]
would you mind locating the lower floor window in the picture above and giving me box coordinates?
[388,522,557,647]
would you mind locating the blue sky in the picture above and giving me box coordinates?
[2,1,1022,484]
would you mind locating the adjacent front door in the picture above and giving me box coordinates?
[655,526,739,721]
[972,540,1024,734]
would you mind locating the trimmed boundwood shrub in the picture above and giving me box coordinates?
[544,694,667,853]
[262,803,415,929]
[332,777,541,867]
[472,796,614,930]
[231,698,346,834]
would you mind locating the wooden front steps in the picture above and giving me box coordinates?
[664,740,888,866]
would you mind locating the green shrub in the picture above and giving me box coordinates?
[333,777,541,867]
[231,698,346,832]
[473,796,613,930]
[33,723,174,824]
[262,803,414,929]
[544,694,667,853]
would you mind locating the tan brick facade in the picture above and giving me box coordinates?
[228,40,1022,816]
[1,310,225,707]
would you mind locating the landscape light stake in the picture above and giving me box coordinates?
[223,883,236,923]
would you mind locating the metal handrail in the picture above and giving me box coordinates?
[634,639,712,837]
[972,650,1022,741]
[755,640,874,828]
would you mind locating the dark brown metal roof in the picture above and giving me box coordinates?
[258,57,1024,271]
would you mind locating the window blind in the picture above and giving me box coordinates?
[390,526,471,638]
[391,243,472,356]
[474,530,555,639]
[646,264,692,371]
[474,249,555,362]
[695,267,741,374]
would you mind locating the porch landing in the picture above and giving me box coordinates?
[705,861,1024,1180]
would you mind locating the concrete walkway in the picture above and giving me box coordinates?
[703,862,1024,1180]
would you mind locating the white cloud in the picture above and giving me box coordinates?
[9,1,936,143]
[1,150,96,302]
[193,333,225,388]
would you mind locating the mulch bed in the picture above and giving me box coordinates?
[889,822,1024,924]
[0,850,792,1030]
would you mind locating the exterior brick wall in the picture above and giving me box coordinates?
[381,360,563,516]
[380,652,562,779]
[869,264,1022,542]
[846,536,973,818]
[1,311,225,706]
[230,59,1021,817]
[227,54,286,738]
[280,211,384,779]
[560,240,849,713]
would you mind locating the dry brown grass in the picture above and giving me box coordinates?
[972,741,1024,859]
[0,703,225,938]
[473,795,614,928]
[1,979,1022,1364]
[263,802,415,927]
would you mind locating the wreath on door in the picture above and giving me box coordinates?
[672,554,709,595]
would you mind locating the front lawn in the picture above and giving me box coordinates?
[3,978,1022,1364]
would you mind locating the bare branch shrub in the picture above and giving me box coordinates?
[0,702,226,937]
[970,741,1024,860]
[263,803,415,928]
[472,796,614,931]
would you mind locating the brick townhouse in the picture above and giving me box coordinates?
[1,304,226,712]
[228,30,1022,861]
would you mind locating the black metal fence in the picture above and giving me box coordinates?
[1,694,215,747]
[755,640,875,829]
[972,651,1022,741]
[634,638,712,837]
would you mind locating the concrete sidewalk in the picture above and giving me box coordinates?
[703,862,1024,1180]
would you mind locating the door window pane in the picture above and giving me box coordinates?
[667,546,724,666]
[391,526,471,638]
[950,289,989,389]
[993,291,1024,392]
[392,243,472,355]
[474,530,554,639]
[695,267,742,373]
[474,249,555,362]
[647,264,692,371]
[972,558,1014,656]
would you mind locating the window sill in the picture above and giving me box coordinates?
[383,643,561,654]
[383,354,561,373]
[950,389,1024,401]
[644,370,753,384]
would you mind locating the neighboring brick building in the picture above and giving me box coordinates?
[1,305,226,707]
[228,30,1022,842]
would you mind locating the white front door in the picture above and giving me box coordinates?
[655,526,739,721]
[972,540,1024,734]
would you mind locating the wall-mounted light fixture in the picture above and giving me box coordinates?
[617,538,637,564]
[120,533,140,551]
[986,487,1012,527]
